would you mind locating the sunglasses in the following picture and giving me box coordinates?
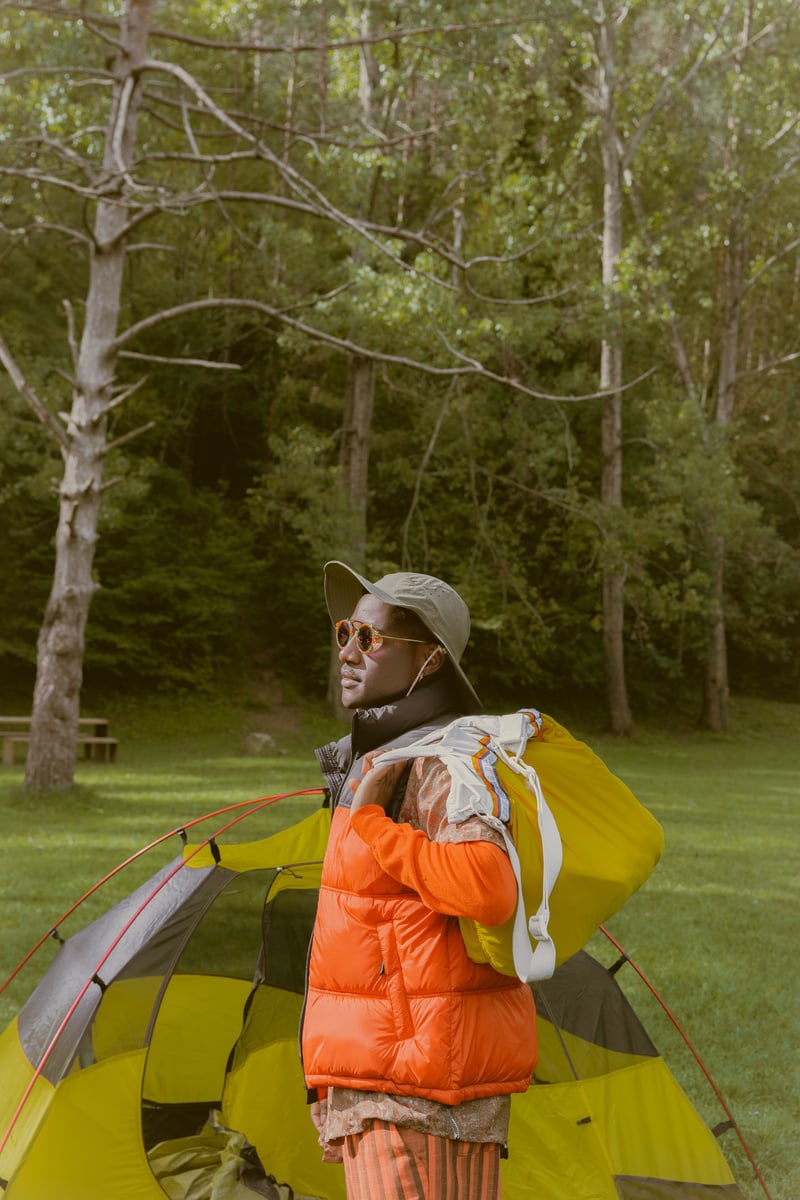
[335,618,432,656]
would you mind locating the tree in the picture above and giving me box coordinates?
[579,0,745,731]
[3,0,796,772]
[2,1,599,785]
[0,0,156,787]
[592,2,633,733]
[616,0,800,728]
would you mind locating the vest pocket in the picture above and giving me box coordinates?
[376,922,414,1040]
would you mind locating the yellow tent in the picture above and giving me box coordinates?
[0,798,745,1199]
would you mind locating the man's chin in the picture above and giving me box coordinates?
[340,681,362,709]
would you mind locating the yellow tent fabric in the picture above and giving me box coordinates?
[5,1051,165,1199]
[184,806,330,873]
[88,974,253,1105]
[504,1059,737,1198]
[143,976,251,1106]
[0,1019,54,1183]
[221,986,346,1200]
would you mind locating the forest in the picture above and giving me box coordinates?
[1,0,798,789]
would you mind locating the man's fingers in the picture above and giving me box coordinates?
[350,756,409,810]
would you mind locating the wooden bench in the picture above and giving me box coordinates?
[0,718,118,766]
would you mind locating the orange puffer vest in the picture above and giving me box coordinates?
[302,804,537,1105]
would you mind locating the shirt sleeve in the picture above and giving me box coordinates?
[349,805,518,925]
[398,757,507,848]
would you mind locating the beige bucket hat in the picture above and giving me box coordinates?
[324,560,482,711]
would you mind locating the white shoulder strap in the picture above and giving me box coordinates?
[377,714,563,982]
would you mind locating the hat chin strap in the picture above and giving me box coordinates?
[405,648,444,698]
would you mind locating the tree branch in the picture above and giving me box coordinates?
[0,166,108,201]
[103,421,156,455]
[1,106,535,284]
[62,300,79,373]
[623,1,736,170]
[104,376,149,414]
[139,75,465,167]
[736,349,800,380]
[0,64,111,82]
[108,183,543,278]
[744,236,800,294]
[402,392,451,564]
[0,218,93,248]
[117,350,242,369]
[0,332,70,451]
[8,5,528,56]
[139,57,460,291]
[463,278,576,308]
[113,295,654,405]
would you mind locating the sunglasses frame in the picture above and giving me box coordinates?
[335,618,432,656]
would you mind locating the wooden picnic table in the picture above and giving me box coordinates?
[0,717,118,765]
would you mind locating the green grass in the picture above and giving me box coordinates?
[584,699,799,1200]
[1,693,797,1200]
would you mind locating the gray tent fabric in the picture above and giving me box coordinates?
[17,857,233,1082]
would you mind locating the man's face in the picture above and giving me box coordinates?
[338,594,435,710]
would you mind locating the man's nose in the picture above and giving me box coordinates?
[338,633,361,662]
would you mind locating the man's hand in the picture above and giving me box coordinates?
[310,1096,343,1162]
[349,752,409,812]
[310,1097,327,1136]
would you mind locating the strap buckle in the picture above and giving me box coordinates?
[528,910,551,943]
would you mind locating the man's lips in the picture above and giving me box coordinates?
[340,671,361,688]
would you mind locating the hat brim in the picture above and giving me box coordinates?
[324,560,482,713]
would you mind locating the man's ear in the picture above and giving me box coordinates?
[422,645,446,676]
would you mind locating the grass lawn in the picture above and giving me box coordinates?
[0,691,797,1199]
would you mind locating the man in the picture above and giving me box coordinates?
[301,561,537,1200]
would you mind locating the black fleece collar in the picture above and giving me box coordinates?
[349,675,461,756]
[315,675,462,807]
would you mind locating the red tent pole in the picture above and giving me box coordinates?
[0,788,325,997]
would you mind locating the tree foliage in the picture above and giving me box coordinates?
[0,0,798,737]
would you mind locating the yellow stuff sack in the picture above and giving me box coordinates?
[459,712,664,976]
[379,709,664,981]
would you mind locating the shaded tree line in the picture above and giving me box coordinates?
[0,0,798,787]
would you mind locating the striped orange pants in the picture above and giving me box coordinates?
[341,1119,502,1200]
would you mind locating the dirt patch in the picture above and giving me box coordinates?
[244,669,303,738]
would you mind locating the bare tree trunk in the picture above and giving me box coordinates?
[358,3,380,127]
[326,356,376,715]
[596,4,632,734]
[25,0,153,789]
[702,530,730,731]
[317,0,330,134]
[340,357,375,572]
[325,3,380,717]
[701,228,745,731]
[701,4,750,732]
